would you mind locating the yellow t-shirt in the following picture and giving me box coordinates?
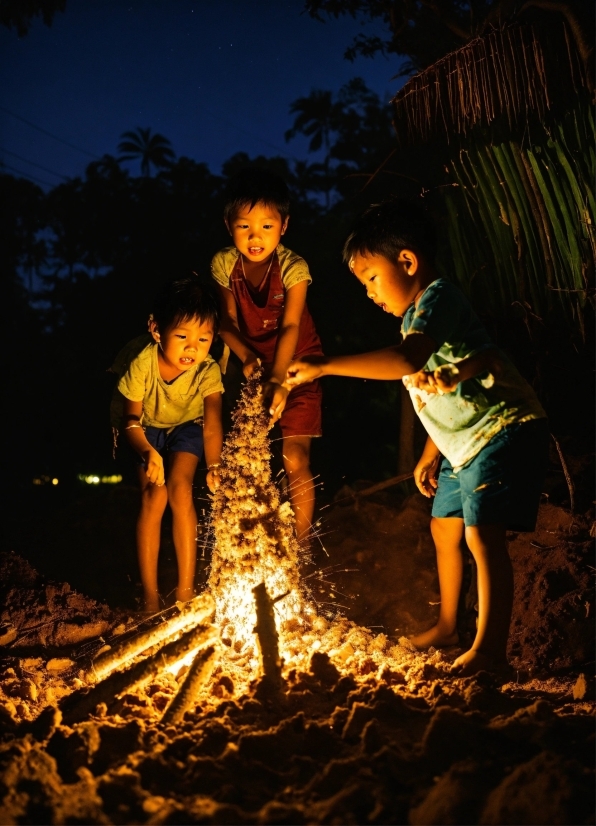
[113,336,223,429]
[211,243,312,291]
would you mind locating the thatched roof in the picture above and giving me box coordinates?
[391,23,586,145]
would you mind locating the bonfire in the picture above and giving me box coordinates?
[54,370,406,725]
[207,369,317,678]
[0,371,593,824]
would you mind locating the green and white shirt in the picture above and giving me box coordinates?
[402,279,546,471]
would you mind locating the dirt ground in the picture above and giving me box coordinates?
[0,491,594,824]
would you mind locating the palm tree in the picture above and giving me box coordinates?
[285,90,339,207]
[117,128,175,177]
[285,90,337,153]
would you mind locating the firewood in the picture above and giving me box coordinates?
[62,622,218,724]
[90,593,215,682]
[161,645,218,724]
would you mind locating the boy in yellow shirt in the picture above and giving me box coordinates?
[113,277,223,612]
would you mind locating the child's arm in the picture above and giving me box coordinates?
[123,399,165,486]
[413,436,442,498]
[216,285,261,378]
[203,391,223,493]
[286,332,436,386]
[408,347,503,394]
[264,280,308,423]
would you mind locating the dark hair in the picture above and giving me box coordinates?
[223,168,291,223]
[151,276,220,334]
[343,198,438,265]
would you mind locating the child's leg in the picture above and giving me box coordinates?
[410,516,465,648]
[451,523,512,675]
[167,451,200,603]
[282,435,314,541]
[137,468,168,612]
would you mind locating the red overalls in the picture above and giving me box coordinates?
[230,251,323,438]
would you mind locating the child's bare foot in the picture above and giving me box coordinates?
[450,649,512,681]
[409,625,459,650]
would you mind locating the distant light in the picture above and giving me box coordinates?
[77,473,122,485]
[101,474,123,484]
[32,475,59,487]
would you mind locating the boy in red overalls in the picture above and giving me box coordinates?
[211,169,323,541]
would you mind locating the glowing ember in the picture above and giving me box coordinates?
[208,371,316,674]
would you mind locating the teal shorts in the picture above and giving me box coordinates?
[431,419,549,531]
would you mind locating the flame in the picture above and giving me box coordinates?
[207,372,315,677]
[158,373,412,693]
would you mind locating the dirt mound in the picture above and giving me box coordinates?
[0,657,593,825]
[0,498,593,824]
[321,494,595,675]
[0,551,113,652]
[508,504,595,673]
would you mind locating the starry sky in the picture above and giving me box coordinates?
[0,0,406,188]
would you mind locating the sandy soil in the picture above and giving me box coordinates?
[0,496,594,825]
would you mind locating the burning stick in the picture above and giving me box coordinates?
[62,622,218,724]
[252,582,283,686]
[90,593,215,682]
[161,645,218,725]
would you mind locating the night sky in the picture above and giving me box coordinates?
[0,0,405,187]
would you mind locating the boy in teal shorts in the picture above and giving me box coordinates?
[287,199,548,677]
[112,277,224,612]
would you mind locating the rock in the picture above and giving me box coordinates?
[46,658,75,673]
[51,619,109,647]
[572,673,587,700]
[0,623,17,646]
[16,679,38,702]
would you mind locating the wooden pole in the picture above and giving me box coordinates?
[90,593,215,682]
[325,472,414,511]
[161,645,218,725]
[63,622,218,724]
[252,582,282,687]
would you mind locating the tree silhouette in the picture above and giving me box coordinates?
[304,0,593,77]
[0,0,66,35]
[285,90,338,154]
[285,90,340,207]
[285,80,394,203]
[117,128,175,177]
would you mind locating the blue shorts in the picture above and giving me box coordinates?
[134,420,204,464]
[431,419,549,531]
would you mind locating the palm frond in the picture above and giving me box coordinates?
[392,23,587,145]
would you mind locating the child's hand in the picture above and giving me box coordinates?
[286,356,326,387]
[243,353,261,379]
[262,380,289,425]
[206,467,221,493]
[407,365,461,395]
[144,448,165,486]
[414,454,440,498]
[432,364,460,393]
[406,370,436,393]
